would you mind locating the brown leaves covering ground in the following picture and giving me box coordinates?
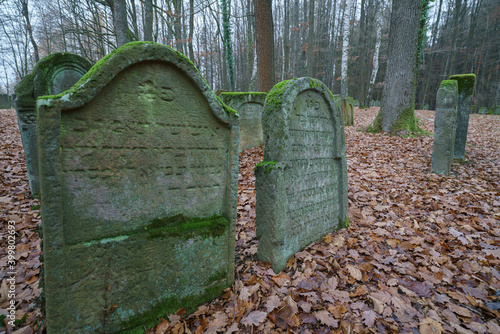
[1,108,499,333]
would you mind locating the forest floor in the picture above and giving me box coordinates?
[0,107,499,334]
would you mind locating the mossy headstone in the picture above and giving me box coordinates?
[255,78,348,272]
[0,94,11,108]
[14,52,92,196]
[432,80,458,176]
[448,73,475,160]
[220,92,267,151]
[341,97,354,126]
[36,42,239,333]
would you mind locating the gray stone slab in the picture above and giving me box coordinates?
[342,97,354,126]
[255,77,348,272]
[220,92,267,151]
[432,80,458,176]
[14,52,92,196]
[36,42,239,333]
[0,94,11,108]
[449,74,475,160]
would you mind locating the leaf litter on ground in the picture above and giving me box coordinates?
[0,107,499,333]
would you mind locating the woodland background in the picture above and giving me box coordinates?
[0,0,499,110]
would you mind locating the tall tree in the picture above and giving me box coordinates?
[255,0,275,92]
[221,0,235,90]
[368,0,424,134]
[20,0,39,62]
[306,0,315,77]
[143,0,153,41]
[340,0,353,99]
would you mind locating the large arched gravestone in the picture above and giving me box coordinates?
[220,92,267,151]
[255,78,348,272]
[14,52,92,196]
[37,42,239,333]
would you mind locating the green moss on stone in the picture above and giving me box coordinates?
[309,78,321,89]
[255,160,277,172]
[440,79,458,89]
[338,215,349,229]
[264,79,296,113]
[449,74,475,95]
[118,281,229,334]
[365,104,429,136]
[215,95,238,116]
[143,214,228,240]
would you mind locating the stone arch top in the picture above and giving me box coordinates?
[38,42,235,124]
[262,77,346,164]
[15,52,92,108]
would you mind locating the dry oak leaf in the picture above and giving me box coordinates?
[264,295,282,312]
[154,318,170,334]
[369,296,385,314]
[241,310,268,327]
[333,235,346,247]
[448,303,473,318]
[272,272,291,287]
[362,310,377,327]
[419,317,443,334]
[315,310,339,328]
[346,265,362,281]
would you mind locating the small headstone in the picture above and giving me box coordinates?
[341,97,354,126]
[37,42,239,333]
[220,92,267,151]
[255,77,348,272]
[432,80,458,176]
[478,107,487,114]
[449,74,475,160]
[0,94,10,108]
[14,52,92,196]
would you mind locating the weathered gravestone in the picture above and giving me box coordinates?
[37,42,239,333]
[14,52,92,196]
[432,80,458,176]
[255,78,348,272]
[0,94,11,108]
[448,74,475,160]
[341,97,354,126]
[220,92,267,151]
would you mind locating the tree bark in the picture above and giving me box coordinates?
[255,0,275,92]
[21,0,39,63]
[113,0,130,47]
[143,0,153,41]
[340,0,352,99]
[358,0,366,107]
[306,0,315,77]
[369,0,423,134]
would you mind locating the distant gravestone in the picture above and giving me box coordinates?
[341,97,354,126]
[0,94,10,108]
[255,78,348,272]
[449,74,475,160]
[478,107,487,114]
[14,52,92,196]
[432,80,458,176]
[220,92,267,151]
[37,42,239,333]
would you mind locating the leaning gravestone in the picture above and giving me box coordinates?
[255,78,348,272]
[432,80,458,176]
[448,74,475,160]
[220,92,267,151]
[341,97,354,126]
[37,42,239,333]
[14,52,92,196]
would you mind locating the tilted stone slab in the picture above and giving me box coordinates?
[449,74,475,160]
[255,78,348,272]
[432,80,458,176]
[0,94,12,108]
[341,97,354,126]
[14,52,92,196]
[220,92,267,151]
[36,42,239,333]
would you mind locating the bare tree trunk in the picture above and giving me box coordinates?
[143,0,153,41]
[188,0,194,60]
[369,0,423,134]
[366,8,381,103]
[306,0,315,77]
[358,0,366,107]
[129,0,139,39]
[340,0,352,99]
[113,0,131,47]
[21,0,39,62]
[283,0,290,79]
[255,0,275,92]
